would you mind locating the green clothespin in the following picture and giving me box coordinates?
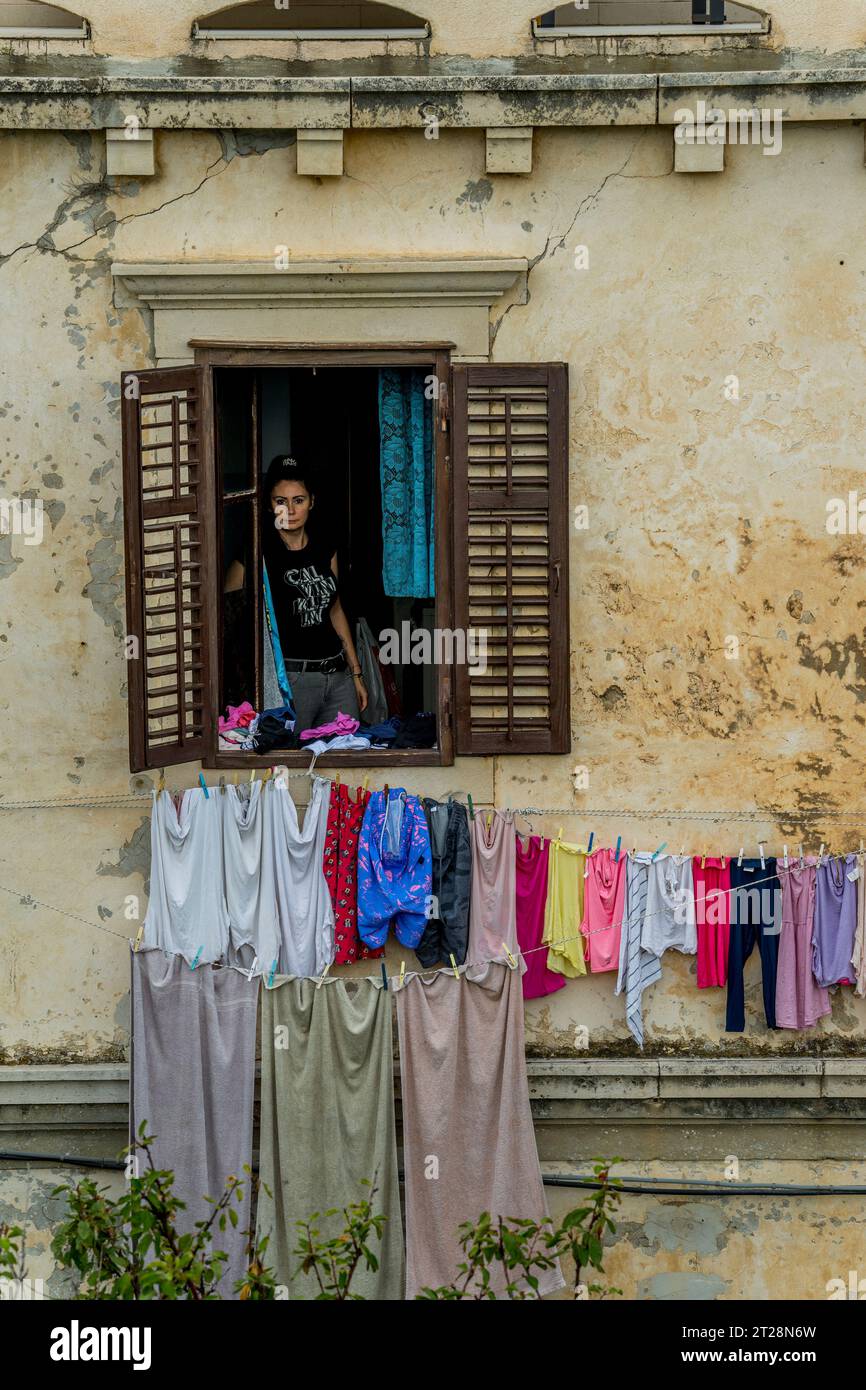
[467,794,475,821]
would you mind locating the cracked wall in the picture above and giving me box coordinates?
[2,119,866,1056]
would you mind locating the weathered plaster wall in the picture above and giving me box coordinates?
[2,116,866,1057]
[2,1,858,61]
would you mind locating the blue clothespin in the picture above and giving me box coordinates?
[615,836,621,863]
[651,842,667,862]
[381,962,389,991]
[198,773,209,799]
[267,957,277,988]
[587,831,594,853]
[190,945,203,970]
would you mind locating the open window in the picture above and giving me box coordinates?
[0,0,88,37]
[193,0,430,41]
[121,349,570,772]
[534,2,768,36]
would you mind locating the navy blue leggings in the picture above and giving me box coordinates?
[726,858,780,1032]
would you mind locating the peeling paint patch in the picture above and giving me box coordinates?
[639,1271,729,1300]
[81,497,124,639]
[643,1202,727,1255]
[0,533,22,581]
[456,178,493,212]
[96,817,151,892]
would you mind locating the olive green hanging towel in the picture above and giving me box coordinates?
[256,976,404,1300]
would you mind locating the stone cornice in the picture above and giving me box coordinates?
[111,258,529,312]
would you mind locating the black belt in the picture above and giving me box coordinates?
[284,652,347,675]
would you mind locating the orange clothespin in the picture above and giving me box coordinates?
[700,850,707,870]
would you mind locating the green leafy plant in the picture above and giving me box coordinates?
[419,1161,623,1300]
[0,1222,25,1287]
[292,1179,387,1300]
[50,1125,278,1300]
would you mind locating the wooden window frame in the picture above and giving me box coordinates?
[192,341,455,770]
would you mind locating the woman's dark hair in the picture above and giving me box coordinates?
[263,454,316,502]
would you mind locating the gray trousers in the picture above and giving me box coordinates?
[289,667,360,736]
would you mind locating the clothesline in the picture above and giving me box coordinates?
[0,868,791,967]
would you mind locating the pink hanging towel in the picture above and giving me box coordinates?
[467,811,517,965]
[515,836,566,1000]
[692,856,731,988]
[776,858,831,1029]
[582,848,626,973]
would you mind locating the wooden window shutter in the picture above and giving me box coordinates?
[121,366,218,772]
[452,363,570,755]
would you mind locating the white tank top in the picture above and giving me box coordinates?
[142,786,230,966]
[221,781,280,974]
[265,776,335,980]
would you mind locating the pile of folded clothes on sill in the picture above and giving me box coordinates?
[218,707,437,754]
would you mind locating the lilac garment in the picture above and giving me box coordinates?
[300,711,359,741]
[776,858,831,1029]
[357,788,433,949]
[813,854,858,987]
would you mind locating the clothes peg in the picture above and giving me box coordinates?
[614,836,621,864]
[783,844,789,868]
[557,827,563,843]
[316,962,331,990]
[267,957,277,989]
[449,953,460,980]
[819,842,825,864]
[133,923,144,952]
[700,851,707,870]
[232,771,239,785]
[249,769,256,784]
[487,811,493,831]
[219,776,226,796]
[467,793,475,821]
[799,844,804,868]
[246,955,259,982]
[587,831,594,853]
[737,846,744,867]
[651,843,667,862]
[680,846,685,858]
[190,946,203,970]
[261,768,272,785]
[363,775,369,792]
[631,846,636,859]
[335,771,341,788]
[380,962,389,991]
[157,769,165,799]
[399,960,406,989]
[502,942,518,969]
[198,773,209,800]
[758,841,766,870]
[860,839,864,856]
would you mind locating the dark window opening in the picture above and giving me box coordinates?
[216,365,438,756]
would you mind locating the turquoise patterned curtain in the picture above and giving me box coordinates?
[378,368,435,598]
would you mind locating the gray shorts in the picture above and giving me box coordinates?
[289,667,360,736]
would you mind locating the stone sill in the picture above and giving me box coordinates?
[5,1057,866,1116]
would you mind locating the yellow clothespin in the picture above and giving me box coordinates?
[449,953,460,980]
[249,768,256,785]
[557,826,563,843]
[262,768,272,785]
[233,771,239,785]
[700,850,707,870]
[316,961,331,990]
[487,811,493,830]
[399,960,406,988]
[860,839,864,856]
[502,941,518,969]
[133,923,144,952]
[363,775,369,792]
[335,771,341,788]
[157,769,165,799]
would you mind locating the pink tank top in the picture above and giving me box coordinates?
[467,811,517,965]
[582,848,626,973]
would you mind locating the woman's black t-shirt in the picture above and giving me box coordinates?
[263,526,341,660]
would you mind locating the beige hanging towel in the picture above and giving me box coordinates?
[256,976,404,1301]
[396,961,564,1299]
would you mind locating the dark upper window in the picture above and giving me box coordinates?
[534,2,768,34]
[0,0,88,35]
[193,0,430,39]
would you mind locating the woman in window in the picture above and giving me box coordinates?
[226,456,368,733]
